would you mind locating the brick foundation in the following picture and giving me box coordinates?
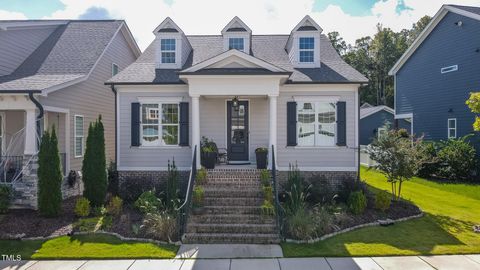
[276,170,357,193]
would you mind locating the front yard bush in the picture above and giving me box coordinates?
[374,190,391,212]
[0,185,12,214]
[74,197,91,217]
[107,196,123,216]
[142,211,177,242]
[312,206,333,236]
[38,127,63,217]
[437,136,477,181]
[348,191,367,215]
[286,208,316,240]
[134,190,162,214]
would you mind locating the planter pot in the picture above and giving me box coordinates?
[256,152,268,169]
[192,207,205,215]
[201,152,216,169]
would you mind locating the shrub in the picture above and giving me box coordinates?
[74,217,101,232]
[134,190,162,214]
[263,185,273,203]
[74,197,91,217]
[165,160,179,211]
[196,167,207,185]
[192,186,204,208]
[107,196,123,216]
[312,206,333,236]
[261,200,275,216]
[348,191,367,215]
[338,179,368,203]
[255,147,268,153]
[416,141,440,178]
[284,163,308,215]
[38,127,63,217]
[0,185,12,214]
[304,175,336,205]
[107,161,119,196]
[142,211,177,241]
[437,136,477,180]
[374,190,391,212]
[92,206,107,217]
[260,169,270,186]
[286,208,316,240]
[82,116,107,207]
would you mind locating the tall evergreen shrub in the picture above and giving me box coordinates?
[38,127,63,217]
[82,116,107,207]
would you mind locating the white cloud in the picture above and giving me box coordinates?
[0,9,27,20]
[44,0,480,50]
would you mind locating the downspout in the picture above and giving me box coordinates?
[111,85,117,165]
[28,92,44,143]
[357,85,361,181]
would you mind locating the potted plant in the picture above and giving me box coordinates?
[201,137,217,169]
[255,147,268,169]
[192,186,205,215]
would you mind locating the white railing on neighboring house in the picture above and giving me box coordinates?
[360,145,377,167]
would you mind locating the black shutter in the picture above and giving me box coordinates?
[287,102,297,146]
[179,102,189,146]
[131,103,141,147]
[337,101,346,146]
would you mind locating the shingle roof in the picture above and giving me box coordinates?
[360,105,394,119]
[0,20,124,92]
[449,4,480,15]
[108,34,368,84]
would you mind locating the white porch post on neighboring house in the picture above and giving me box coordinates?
[268,95,278,169]
[24,108,37,155]
[191,95,201,168]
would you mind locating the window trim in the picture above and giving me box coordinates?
[448,118,457,139]
[140,101,180,147]
[378,127,387,140]
[228,37,245,51]
[74,115,84,158]
[111,63,119,76]
[160,38,176,64]
[296,100,337,147]
[299,37,315,63]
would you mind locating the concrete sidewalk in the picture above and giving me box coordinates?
[1,255,480,270]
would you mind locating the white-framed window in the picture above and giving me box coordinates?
[299,37,314,63]
[448,118,457,139]
[297,101,336,146]
[160,39,176,64]
[378,127,388,140]
[74,115,84,157]
[112,63,119,76]
[229,38,244,51]
[141,103,179,146]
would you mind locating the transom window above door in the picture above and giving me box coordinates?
[297,101,336,146]
[141,103,179,146]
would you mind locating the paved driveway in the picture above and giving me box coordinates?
[1,255,480,270]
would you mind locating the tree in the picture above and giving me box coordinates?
[328,31,347,56]
[82,116,107,207]
[408,15,432,45]
[367,130,429,200]
[466,92,480,131]
[38,127,63,217]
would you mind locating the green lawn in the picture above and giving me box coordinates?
[0,234,178,259]
[282,166,480,257]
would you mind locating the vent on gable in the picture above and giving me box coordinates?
[441,65,458,74]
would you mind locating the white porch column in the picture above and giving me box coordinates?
[268,95,278,169]
[24,109,37,155]
[191,95,201,168]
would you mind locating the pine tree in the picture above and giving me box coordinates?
[82,116,107,207]
[38,126,63,217]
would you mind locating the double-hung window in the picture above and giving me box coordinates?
[297,101,336,146]
[141,103,179,146]
[229,38,244,51]
[299,37,314,63]
[161,39,176,64]
[74,115,84,157]
[448,118,457,139]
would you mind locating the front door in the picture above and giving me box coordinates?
[227,101,249,162]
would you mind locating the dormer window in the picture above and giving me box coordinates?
[160,39,176,64]
[299,37,314,63]
[229,38,244,51]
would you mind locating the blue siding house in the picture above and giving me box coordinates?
[360,103,411,145]
[390,4,480,150]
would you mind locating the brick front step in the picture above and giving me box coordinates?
[187,223,277,234]
[204,197,264,207]
[190,214,275,224]
[203,188,263,198]
[203,205,264,215]
[183,233,280,244]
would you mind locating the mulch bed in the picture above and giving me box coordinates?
[105,204,144,238]
[0,197,78,239]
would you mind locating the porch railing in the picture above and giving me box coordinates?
[176,145,197,241]
[271,145,284,239]
[0,156,23,183]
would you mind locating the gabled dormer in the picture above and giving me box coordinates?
[286,15,323,68]
[221,17,252,54]
[153,17,192,69]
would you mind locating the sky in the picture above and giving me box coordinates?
[1,0,480,51]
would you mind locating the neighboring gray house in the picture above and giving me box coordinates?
[359,103,411,145]
[0,20,141,208]
[389,5,480,150]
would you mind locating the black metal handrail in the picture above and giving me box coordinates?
[271,145,284,239]
[176,145,197,241]
[0,156,23,183]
